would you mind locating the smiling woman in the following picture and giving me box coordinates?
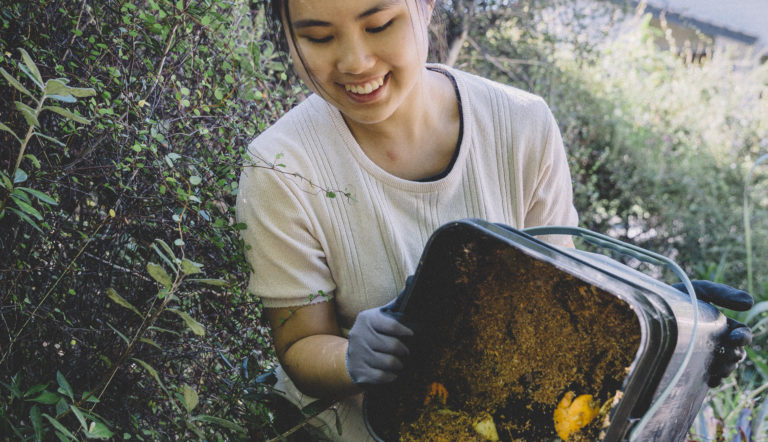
[236,0,750,441]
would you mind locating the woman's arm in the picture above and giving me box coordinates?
[266,302,361,398]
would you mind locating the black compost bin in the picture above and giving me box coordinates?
[363,219,727,442]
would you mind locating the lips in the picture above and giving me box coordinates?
[343,75,385,95]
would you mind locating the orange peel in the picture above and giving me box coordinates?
[553,391,600,440]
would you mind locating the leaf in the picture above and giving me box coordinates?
[168,309,205,336]
[69,405,88,431]
[181,384,199,413]
[138,337,161,349]
[147,262,172,289]
[106,288,142,317]
[745,347,768,378]
[24,153,41,168]
[743,300,768,325]
[30,406,43,442]
[106,322,130,345]
[41,413,76,441]
[33,131,66,146]
[13,168,28,184]
[0,171,12,190]
[190,415,246,434]
[44,79,73,97]
[19,48,43,88]
[7,207,43,232]
[15,101,39,127]
[180,258,203,275]
[43,106,90,125]
[46,94,77,103]
[10,194,43,220]
[300,397,337,418]
[84,421,114,439]
[17,187,58,205]
[24,384,49,397]
[187,278,229,287]
[69,87,96,98]
[0,67,33,98]
[0,121,22,143]
[28,390,60,404]
[189,175,201,185]
[56,371,74,401]
[132,358,163,387]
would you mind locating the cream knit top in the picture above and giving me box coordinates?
[236,65,578,331]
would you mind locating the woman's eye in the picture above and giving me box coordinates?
[367,19,394,34]
[304,35,333,44]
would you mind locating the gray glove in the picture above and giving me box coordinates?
[346,301,414,385]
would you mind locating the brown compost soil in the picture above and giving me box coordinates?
[366,240,642,442]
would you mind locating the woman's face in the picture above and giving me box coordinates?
[283,0,432,126]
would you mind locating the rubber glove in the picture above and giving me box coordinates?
[346,295,414,386]
[672,280,754,387]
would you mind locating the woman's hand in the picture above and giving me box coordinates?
[673,280,754,387]
[346,305,413,385]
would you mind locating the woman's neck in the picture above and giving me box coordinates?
[343,68,460,181]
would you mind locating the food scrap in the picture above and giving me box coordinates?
[424,382,448,406]
[553,391,600,440]
[472,413,500,441]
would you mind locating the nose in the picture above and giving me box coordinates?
[336,37,375,75]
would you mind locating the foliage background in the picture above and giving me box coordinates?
[0,0,766,440]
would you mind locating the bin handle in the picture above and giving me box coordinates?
[520,225,699,441]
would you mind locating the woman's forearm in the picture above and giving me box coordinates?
[280,334,362,398]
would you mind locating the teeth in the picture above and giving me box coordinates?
[345,77,385,95]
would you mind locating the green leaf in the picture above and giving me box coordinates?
[187,278,229,287]
[168,309,205,336]
[69,87,96,98]
[7,207,43,232]
[301,397,337,418]
[18,187,58,205]
[180,258,202,275]
[24,384,49,397]
[746,347,768,378]
[44,79,73,97]
[106,322,130,345]
[190,415,246,434]
[24,153,41,168]
[46,94,77,103]
[56,371,74,401]
[30,405,43,442]
[15,101,39,127]
[189,175,201,185]
[147,262,172,289]
[84,421,114,439]
[41,413,76,441]
[69,405,88,431]
[154,238,177,261]
[0,121,22,143]
[28,390,60,404]
[181,384,199,413]
[10,194,43,220]
[0,171,12,190]
[138,337,161,349]
[13,168,28,184]
[32,131,66,147]
[19,48,43,88]
[43,106,91,125]
[0,67,34,98]
[106,288,142,317]
[132,358,163,387]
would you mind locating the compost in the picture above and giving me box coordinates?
[369,241,642,441]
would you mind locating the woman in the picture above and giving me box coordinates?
[237,0,752,439]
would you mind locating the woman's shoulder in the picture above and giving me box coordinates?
[443,65,551,114]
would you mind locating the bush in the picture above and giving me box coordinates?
[0,0,298,439]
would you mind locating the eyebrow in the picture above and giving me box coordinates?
[292,0,400,29]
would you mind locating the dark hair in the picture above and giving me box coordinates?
[255,0,441,85]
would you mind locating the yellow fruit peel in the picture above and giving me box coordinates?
[553,391,600,440]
